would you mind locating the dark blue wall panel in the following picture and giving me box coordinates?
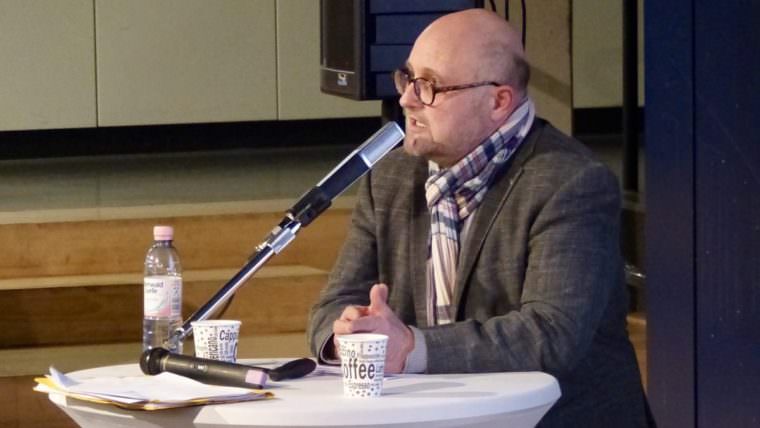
[645,0,696,425]
[694,1,760,426]
[647,0,760,426]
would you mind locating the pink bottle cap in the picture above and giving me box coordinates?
[153,225,174,241]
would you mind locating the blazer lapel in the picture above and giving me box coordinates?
[452,123,542,315]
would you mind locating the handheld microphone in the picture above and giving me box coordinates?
[286,121,404,226]
[140,348,317,389]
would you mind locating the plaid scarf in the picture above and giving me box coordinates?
[425,98,535,325]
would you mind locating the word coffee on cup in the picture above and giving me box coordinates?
[191,320,241,363]
[337,333,388,398]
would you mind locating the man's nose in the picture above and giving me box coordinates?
[398,82,421,109]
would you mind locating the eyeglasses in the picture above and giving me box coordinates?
[392,68,501,106]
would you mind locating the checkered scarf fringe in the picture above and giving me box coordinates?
[425,98,535,325]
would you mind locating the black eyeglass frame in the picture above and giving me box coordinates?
[392,68,501,106]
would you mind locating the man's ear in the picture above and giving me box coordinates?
[491,85,516,122]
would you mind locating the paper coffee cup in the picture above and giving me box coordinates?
[337,333,388,398]
[191,320,241,363]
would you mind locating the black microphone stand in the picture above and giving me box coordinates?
[166,215,302,349]
[164,122,403,350]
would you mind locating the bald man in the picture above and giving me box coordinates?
[308,9,649,426]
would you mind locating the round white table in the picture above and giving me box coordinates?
[47,359,560,428]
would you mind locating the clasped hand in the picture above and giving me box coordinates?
[332,283,414,373]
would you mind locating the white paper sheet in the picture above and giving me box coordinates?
[35,366,270,410]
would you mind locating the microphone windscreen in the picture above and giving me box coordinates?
[140,348,169,375]
[267,358,317,381]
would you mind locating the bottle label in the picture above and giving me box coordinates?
[144,275,182,317]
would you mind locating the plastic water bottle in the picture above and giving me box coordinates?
[142,225,183,353]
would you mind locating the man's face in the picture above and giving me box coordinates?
[399,30,495,167]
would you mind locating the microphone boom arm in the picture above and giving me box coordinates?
[166,122,404,348]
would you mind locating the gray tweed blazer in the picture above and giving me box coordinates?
[308,119,648,427]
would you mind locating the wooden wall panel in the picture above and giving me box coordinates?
[96,0,277,126]
[0,209,351,280]
[0,269,326,348]
[276,0,381,120]
[0,0,95,131]
[0,376,75,428]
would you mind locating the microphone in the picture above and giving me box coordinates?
[140,348,317,388]
[286,121,404,226]
[170,122,404,345]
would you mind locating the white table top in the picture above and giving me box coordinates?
[48,359,561,428]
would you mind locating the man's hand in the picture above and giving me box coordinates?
[331,283,414,373]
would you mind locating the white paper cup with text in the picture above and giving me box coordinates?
[337,333,388,398]
[191,320,241,363]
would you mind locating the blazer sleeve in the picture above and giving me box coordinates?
[306,172,380,361]
[420,162,624,377]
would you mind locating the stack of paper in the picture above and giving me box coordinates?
[34,367,272,410]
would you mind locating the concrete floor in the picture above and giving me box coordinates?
[0,145,357,215]
[0,134,643,214]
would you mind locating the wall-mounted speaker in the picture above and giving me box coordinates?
[320,0,484,101]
